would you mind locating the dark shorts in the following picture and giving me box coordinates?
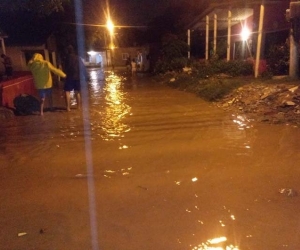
[38,88,52,99]
[64,79,81,92]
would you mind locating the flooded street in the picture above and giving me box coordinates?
[1,68,300,250]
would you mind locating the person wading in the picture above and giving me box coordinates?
[28,53,66,116]
[1,53,13,79]
[63,45,88,111]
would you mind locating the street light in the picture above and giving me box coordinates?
[106,19,114,36]
[240,26,251,59]
[106,18,115,70]
[241,26,250,41]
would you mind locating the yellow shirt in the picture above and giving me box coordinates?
[28,53,66,89]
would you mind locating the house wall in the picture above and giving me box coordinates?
[87,46,150,70]
[0,35,59,75]
[0,46,50,73]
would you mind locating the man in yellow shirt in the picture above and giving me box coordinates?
[28,53,66,115]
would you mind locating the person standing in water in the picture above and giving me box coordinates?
[28,53,66,116]
[1,53,13,79]
[63,45,88,111]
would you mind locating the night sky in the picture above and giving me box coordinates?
[83,0,203,26]
[109,0,174,25]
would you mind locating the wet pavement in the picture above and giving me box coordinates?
[1,68,300,250]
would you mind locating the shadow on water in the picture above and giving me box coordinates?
[1,68,300,250]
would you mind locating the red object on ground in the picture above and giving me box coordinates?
[0,74,38,108]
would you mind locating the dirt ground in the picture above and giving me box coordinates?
[215,77,300,127]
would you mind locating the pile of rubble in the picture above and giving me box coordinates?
[216,82,300,126]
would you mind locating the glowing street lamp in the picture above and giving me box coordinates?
[106,18,115,70]
[106,19,114,37]
[240,26,251,59]
[241,26,250,41]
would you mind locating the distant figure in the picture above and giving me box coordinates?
[131,59,137,76]
[63,45,88,111]
[1,54,13,79]
[28,53,66,116]
[126,56,131,72]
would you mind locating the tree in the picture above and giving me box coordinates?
[0,0,69,16]
[153,33,189,73]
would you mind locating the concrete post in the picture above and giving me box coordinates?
[187,29,191,59]
[227,9,232,61]
[255,3,265,78]
[289,19,299,79]
[206,15,209,60]
[213,13,217,56]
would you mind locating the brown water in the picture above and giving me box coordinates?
[1,69,300,250]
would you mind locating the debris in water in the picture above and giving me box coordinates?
[18,232,27,237]
[279,188,297,197]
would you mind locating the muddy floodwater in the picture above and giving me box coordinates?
[1,69,300,250]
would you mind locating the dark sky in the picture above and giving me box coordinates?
[83,0,195,26]
[110,0,175,25]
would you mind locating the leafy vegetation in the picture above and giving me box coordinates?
[265,42,289,76]
[153,33,189,73]
[154,55,256,101]
[156,71,247,101]
[0,0,69,16]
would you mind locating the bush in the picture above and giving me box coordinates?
[266,43,289,75]
[188,59,253,78]
[164,71,245,101]
[170,57,187,72]
[196,78,243,101]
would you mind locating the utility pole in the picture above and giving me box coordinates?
[287,1,300,79]
[289,21,299,79]
[187,29,191,59]
[255,2,265,78]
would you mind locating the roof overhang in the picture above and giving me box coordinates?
[190,0,285,31]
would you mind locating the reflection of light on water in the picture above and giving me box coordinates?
[89,69,105,104]
[103,167,133,178]
[89,70,98,81]
[101,73,131,139]
[221,114,254,154]
[208,237,227,244]
[232,114,250,129]
[191,236,239,250]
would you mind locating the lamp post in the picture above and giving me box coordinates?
[106,19,114,70]
[241,26,250,59]
[187,29,190,59]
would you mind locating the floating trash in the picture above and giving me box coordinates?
[75,174,89,178]
[18,232,27,237]
[279,188,298,197]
